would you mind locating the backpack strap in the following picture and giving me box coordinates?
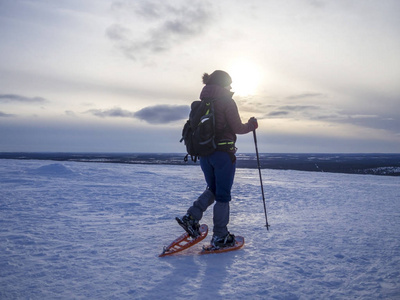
[183,154,198,163]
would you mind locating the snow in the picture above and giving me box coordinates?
[1,159,399,299]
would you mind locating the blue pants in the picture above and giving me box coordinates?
[186,151,235,236]
[200,151,236,203]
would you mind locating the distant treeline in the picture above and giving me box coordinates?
[0,152,399,176]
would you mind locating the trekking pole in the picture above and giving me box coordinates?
[253,130,270,230]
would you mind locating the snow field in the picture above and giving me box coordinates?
[0,159,399,299]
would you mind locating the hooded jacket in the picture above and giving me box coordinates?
[200,84,254,151]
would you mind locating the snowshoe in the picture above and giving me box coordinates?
[201,235,244,254]
[159,224,208,257]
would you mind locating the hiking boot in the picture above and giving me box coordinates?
[211,233,235,248]
[176,214,200,238]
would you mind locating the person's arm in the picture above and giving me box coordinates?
[225,100,258,134]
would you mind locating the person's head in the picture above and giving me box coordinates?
[202,70,232,90]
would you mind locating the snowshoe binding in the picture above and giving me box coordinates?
[211,233,236,249]
[176,214,200,238]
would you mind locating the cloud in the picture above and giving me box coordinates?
[86,105,189,124]
[107,0,213,60]
[279,105,319,111]
[340,113,400,134]
[106,24,132,42]
[65,110,76,117]
[0,94,48,103]
[133,104,189,124]
[86,107,135,118]
[265,105,320,118]
[0,111,16,117]
[267,111,289,117]
[263,102,400,135]
[308,0,326,9]
[286,93,324,100]
[256,93,397,134]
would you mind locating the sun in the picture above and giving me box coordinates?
[228,61,262,96]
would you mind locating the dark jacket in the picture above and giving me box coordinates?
[200,85,253,150]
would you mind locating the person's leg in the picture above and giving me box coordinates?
[208,152,236,236]
[210,151,236,203]
[213,201,230,237]
[200,155,216,195]
[187,189,215,221]
[177,155,217,238]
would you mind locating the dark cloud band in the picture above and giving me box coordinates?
[86,104,189,124]
[0,111,16,117]
[0,94,48,103]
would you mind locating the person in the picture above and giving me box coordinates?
[176,70,258,248]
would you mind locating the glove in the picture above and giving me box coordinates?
[248,117,258,130]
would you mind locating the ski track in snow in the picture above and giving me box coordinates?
[0,159,399,299]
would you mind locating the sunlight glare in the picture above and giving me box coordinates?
[229,61,262,96]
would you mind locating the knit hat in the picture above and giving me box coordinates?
[202,70,232,87]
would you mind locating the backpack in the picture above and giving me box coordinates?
[180,99,216,162]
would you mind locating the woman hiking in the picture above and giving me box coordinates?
[176,70,258,248]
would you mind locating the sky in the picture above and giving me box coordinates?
[0,0,399,153]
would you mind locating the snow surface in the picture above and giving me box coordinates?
[1,159,399,299]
